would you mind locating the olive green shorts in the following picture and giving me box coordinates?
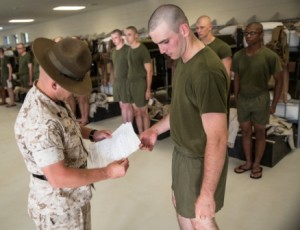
[237,92,270,125]
[0,76,8,87]
[20,74,30,87]
[113,80,131,103]
[171,145,228,218]
[128,79,147,107]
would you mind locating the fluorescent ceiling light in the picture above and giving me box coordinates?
[0,27,3,30]
[9,19,34,23]
[53,6,86,11]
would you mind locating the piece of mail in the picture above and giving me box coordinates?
[89,122,140,168]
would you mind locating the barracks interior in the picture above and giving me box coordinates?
[0,0,299,229]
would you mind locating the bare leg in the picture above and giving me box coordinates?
[252,124,266,176]
[191,217,219,230]
[13,86,20,102]
[133,104,143,134]
[141,105,150,131]
[177,214,195,230]
[240,121,253,169]
[0,86,6,104]
[132,104,149,134]
[6,87,15,106]
[120,102,134,123]
[171,192,195,230]
[172,192,219,230]
[66,96,76,114]
[125,103,134,123]
[78,95,89,125]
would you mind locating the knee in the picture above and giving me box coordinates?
[134,109,141,117]
[191,218,218,230]
[241,128,252,137]
[254,127,266,138]
[140,109,148,117]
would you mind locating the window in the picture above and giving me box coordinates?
[21,32,29,44]
[13,34,19,44]
[4,36,10,45]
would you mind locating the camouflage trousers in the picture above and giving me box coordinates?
[29,202,91,230]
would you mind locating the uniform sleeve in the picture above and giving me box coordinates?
[192,71,227,115]
[142,45,151,64]
[231,51,240,73]
[218,40,232,59]
[271,53,283,74]
[27,53,33,64]
[27,120,64,168]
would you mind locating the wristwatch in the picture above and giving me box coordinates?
[89,129,97,142]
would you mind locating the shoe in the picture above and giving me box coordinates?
[234,165,252,174]
[6,104,16,108]
[250,167,263,179]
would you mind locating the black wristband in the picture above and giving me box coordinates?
[89,129,97,142]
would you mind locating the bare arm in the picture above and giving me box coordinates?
[221,56,232,86]
[108,62,114,84]
[42,159,129,188]
[7,63,12,81]
[140,113,170,151]
[28,63,33,85]
[195,112,227,218]
[270,70,284,114]
[144,62,153,100]
[233,72,239,100]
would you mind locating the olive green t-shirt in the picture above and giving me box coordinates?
[111,44,129,81]
[33,57,39,81]
[18,52,32,76]
[0,56,10,80]
[170,46,228,156]
[127,43,151,81]
[232,46,282,97]
[208,37,232,60]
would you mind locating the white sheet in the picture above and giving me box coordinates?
[88,122,141,168]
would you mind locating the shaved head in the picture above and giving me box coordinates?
[246,22,263,33]
[111,29,122,36]
[148,4,188,33]
[195,15,214,41]
[126,26,138,34]
[196,15,212,27]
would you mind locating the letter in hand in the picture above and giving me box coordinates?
[106,158,129,179]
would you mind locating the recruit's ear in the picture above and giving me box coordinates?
[179,23,190,37]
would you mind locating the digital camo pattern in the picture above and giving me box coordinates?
[14,84,92,217]
[29,202,91,229]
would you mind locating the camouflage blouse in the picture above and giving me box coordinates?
[14,83,92,215]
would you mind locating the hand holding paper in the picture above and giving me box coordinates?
[89,122,140,168]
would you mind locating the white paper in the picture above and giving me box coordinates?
[89,122,140,168]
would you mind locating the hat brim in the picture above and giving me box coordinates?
[33,38,92,96]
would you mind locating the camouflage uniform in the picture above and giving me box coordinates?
[14,83,92,229]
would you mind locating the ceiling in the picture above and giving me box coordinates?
[0,0,138,31]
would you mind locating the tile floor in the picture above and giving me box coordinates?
[0,102,300,230]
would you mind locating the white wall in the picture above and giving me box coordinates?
[0,0,299,46]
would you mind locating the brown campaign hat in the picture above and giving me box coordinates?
[32,37,92,95]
